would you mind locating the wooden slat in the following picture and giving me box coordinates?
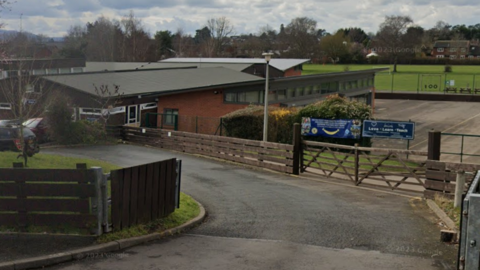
[121,168,132,229]
[0,169,94,182]
[164,159,174,215]
[0,198,90,212]
[0,213,96,227]
[145,164,154,222]
[425,180,456,192]
[358,176,424,186]
[426,160,446,171]
[110,169,123,231]
[0,183,95,197]
[158,161,167,217]
[445,162,480,172]
[137,165,147,223]
[129,167,139,226]
[426,170,457,182]
[151,162,160,220]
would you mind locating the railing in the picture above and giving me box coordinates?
[441,133,480,163]
[459,170,480,270]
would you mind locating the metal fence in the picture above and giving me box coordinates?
[375,72,480,93]
[459,170,480,270]
[441,133,480,163]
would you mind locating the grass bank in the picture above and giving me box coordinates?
[97,193,200,243]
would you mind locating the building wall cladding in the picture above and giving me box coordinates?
[284,68,302,77]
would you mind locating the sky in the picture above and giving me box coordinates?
[1,0,480,38]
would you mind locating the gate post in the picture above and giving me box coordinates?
[428,130,441,161]
[354,143,359,185]
[91,167,104,236]
[293,123,301,175]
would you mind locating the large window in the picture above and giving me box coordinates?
[437,48,444,52]
[0,103,11,110]
[164,109,178,125]
[224,90,263,103]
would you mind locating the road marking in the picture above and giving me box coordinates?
[410,111,480,149]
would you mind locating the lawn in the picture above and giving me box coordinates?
[0,151,121,172]
[303,64,480,92]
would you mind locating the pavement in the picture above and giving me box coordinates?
[25,144,459,270]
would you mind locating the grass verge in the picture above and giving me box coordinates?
[0,151,120,172]
[96,193,200,244]
[434,194,461,228]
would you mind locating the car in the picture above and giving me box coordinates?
[0,126,40,156]
[23,118,49,143]
[0,119,21,126]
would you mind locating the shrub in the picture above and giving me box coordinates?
[295,94,373,147]
[444,65,453,73]
[222,105,297,143]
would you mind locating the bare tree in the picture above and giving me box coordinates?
[375,15,414,72]
[281,17,319,58]
[91,84,123,133]
[204,17,234,57]
[120,11,152,61]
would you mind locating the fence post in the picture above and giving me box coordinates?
[220,118,223,136]
[455,170,466,208]
[354,143,359,185]
[428,130,441,161]
[293,123,301,175]
[91,167,104,236]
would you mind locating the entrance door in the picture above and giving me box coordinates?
[127,105,138,124]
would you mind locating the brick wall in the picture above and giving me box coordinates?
[284,68,302,77]
[157,88,249,118]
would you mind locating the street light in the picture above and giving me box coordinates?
[262,52,274,142]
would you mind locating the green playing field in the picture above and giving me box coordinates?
[303,64,480,92]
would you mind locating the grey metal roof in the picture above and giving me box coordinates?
[85,62,252,72]
[160,58,311,71]
[434,40,469,48]
[42,67,264,97]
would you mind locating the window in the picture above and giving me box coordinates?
[312,85,321,94]
[469,55,475,59]
[59,68,71,74]
[460,55,466,59]
[287,88,296,98]
[163,109,178,125]
[276,90,286,100]
[6,70,18,77]
[304,86,312,96]
[140,103,157,110]
[437,48,444,52]
[436,55,445,58]
[0,103,11,110]
[450,55,457,59]
[296,87,304,97]
[33,69,46,75]
[72,67,83,73]
[26,84,34,93]
[47,68,58,74]
[450,48,457,53]
[461,48,466,52]
[224,90,262,103]
[79,108,103,115]
[107,106,126,115]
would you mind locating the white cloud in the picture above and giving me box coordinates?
[0,0,479,37]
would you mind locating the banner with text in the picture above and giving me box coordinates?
[362,120,415,140]
[301,118,362,139]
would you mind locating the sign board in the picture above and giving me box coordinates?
[446,80,455,86]
[301,118,362,139]
[362,120,415,140]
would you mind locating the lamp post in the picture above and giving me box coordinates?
[262,52,273,142]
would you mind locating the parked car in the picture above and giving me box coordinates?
[23,118,49,143]
[0,119,21,127]
[0,126,39,156]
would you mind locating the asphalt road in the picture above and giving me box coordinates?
[44,144,457,270]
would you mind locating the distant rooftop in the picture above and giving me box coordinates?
[160,58,311,72]
[434,40,469,48]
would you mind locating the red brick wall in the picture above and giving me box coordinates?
[157,88,249,118]
[284,68,302,77]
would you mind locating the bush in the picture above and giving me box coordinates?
[444,65,453,73]
[222,105,297,143]
[295,94,373,147]
[46,96,106,145]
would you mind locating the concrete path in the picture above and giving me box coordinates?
[43,145,458,270]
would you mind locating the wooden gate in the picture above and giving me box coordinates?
[302,141,428,193]
[110,158,178,231]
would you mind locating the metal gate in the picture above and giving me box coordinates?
[459,170,480,269]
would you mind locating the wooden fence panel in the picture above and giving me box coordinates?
[424,160,478,199]
[110,159,178,231]
[0,167,98,231]
[122,126,294,174]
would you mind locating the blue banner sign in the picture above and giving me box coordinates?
[362,120,415,140]
[301,118,362,139]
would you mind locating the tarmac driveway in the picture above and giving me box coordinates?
[43,144,457,270]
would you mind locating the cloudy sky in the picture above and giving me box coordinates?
[1,0,480,38]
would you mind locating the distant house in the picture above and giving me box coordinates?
[432,40,472,59]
